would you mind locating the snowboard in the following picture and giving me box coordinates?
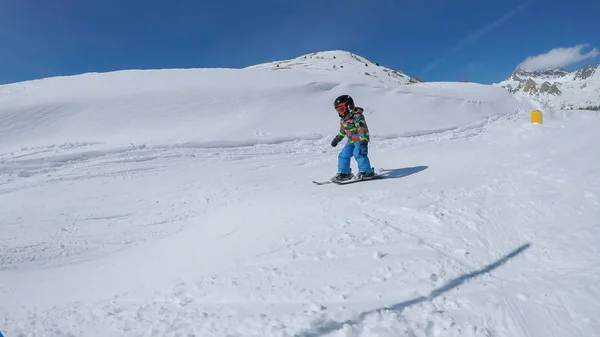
[312,169,384,185]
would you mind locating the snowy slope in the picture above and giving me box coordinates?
[495,64,600,110]
[1,51,599,337]
[0,55,517,153]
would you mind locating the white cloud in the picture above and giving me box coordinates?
[518,44,599,71]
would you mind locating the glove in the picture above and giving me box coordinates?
[359,141,368,155]
[331,136,342,147]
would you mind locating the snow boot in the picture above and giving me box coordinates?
[332,172,353,182]
[356,169,376,180]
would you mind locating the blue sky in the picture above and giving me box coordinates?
[1,0,598,85]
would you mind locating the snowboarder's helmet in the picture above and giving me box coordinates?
[334,95,355,117]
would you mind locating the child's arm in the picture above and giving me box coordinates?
[331,123,345,147]
[337,123,345,139]
[353,113,370,142]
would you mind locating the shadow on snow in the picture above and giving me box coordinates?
[379,165,428,179]
[294,242,532,337]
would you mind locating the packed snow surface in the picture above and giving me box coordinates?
[1,51,599,336]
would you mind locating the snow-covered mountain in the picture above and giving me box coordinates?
[495,64,600,110]
[247,50,418,86]
[1,50,599,337]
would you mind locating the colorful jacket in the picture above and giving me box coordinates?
[337,107,370,143]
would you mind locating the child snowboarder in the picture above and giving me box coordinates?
[330,94,375,181]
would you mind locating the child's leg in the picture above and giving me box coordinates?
[337,142,354,174]
[353,142,373,173]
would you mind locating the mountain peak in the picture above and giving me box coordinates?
[246,50,417,86]
[497,63,600,110]
[574,64,600,80]
[512,67,569,80]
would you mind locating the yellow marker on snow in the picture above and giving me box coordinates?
[531,110,543,124]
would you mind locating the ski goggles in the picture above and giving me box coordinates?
[335,104,347,113]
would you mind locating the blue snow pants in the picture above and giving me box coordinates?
[338,141,373,174]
